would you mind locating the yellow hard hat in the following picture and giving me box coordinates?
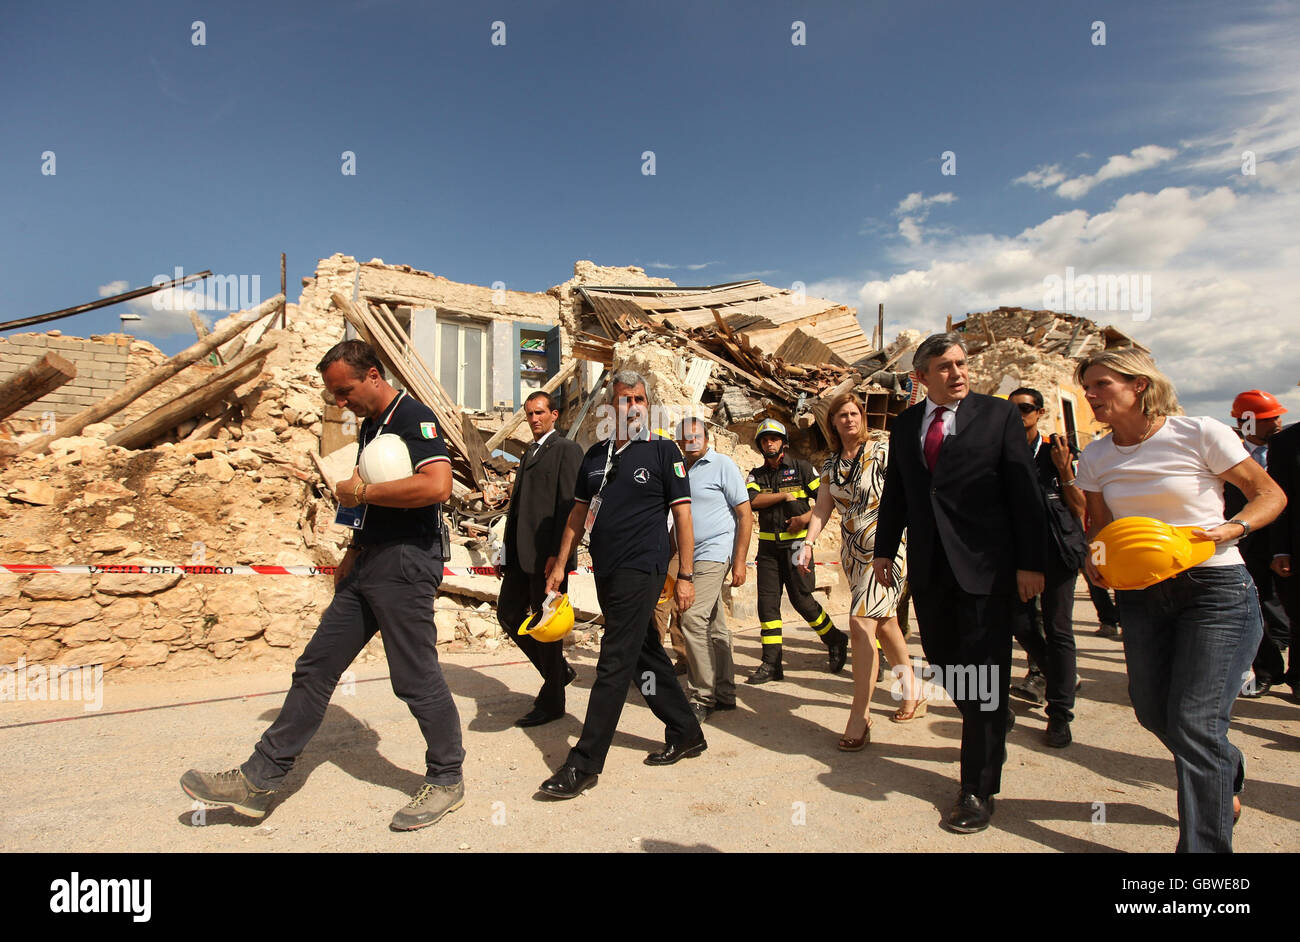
[518,593,575,643]
[658,573,674,605]
[1092,516,1216,590]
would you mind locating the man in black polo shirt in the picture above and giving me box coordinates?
[181,340,466,831]
[746,419,847,683]
[536,370,704,799]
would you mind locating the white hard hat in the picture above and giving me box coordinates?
[358,433,413,484]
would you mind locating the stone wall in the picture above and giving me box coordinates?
[0,332,130,418]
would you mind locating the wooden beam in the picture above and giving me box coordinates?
[0,352,77,421]
[20,294,284,455]
[105,342,275,449]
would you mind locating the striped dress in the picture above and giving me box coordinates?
[822,440,906,619]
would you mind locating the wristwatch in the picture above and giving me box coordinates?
[677,572,694,582]
[1228,518,1251,538]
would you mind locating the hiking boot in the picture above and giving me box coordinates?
[826,629,848,674]
[746,659,784,685]
[181,768,276,819]
[1010,669,1047,705]
[391,781,465,831]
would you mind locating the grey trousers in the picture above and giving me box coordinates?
[679,560,735,708]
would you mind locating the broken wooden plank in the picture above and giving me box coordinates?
[105,341,275,449]
[0,352,77,421]
[20,294,284,455]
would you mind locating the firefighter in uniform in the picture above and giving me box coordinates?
[746,419,848,683]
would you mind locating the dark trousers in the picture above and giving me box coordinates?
[755,542,833,649]
[910,546,1013,799]
[567,568,700,774]
[1117,565,1260,852]
[1278,574,1300,685]
[1084,569,1120,626]
[1011,558,1078,722]
[242,541,464,790]
[1244,554,1290,684]
[497,562,568,715]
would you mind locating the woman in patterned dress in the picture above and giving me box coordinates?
[798,392,925,749]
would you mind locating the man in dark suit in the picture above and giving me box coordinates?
[1225,390,1291,699]
[873,332,1046,834]
[1267,413,1300,701]
[496,390,585,727]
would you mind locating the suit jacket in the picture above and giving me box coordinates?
[875,392,1047,595]
[1268,423,1300,560]
[505,432,585,575]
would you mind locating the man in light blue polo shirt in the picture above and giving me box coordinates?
[675,417,753,722]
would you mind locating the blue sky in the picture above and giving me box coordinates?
[2,0,1296,418]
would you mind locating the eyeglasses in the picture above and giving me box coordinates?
[1015,403,1041,414]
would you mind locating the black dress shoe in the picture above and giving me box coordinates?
[514,707,564,728]
[645,731,708,766]
[564,663,577,686]
[712,700,737,711]
[537,765,597,799]
[826,632,848,674]
[1240,676,1271,699]
[746,661,783,685]
[691,702,712,724]
[1010,670,1046,705]
[1045,717,1072,748]
[943,792,994,833]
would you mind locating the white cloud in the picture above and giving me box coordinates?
[892,192,957,245]
[835,153,1300,417]
[646,260,721,271]
[97,280,129,298]
[1015,146,1179,199]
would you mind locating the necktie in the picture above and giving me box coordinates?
[924,406,947,472]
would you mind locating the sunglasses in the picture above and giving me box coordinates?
[1015,402,1042,414]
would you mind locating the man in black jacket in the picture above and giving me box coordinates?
[496,391,585,727]
[1007,388,1087,748]
[873,332,1046,834]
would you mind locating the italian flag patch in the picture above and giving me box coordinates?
[420,421,438,439]
[673,461,685,478]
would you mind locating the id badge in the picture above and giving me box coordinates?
[335,502,368,530]
[584,495,602,533]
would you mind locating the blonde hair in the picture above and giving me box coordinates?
[1074,349,1183,418]
[825,392,871,452]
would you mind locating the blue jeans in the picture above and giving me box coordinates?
[1116,564,1261,853]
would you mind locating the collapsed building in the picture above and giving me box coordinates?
[0,256,1140,675]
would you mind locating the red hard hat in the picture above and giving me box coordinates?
[1231,390,1287,420]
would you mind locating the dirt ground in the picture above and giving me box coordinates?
[2,592,1297,853]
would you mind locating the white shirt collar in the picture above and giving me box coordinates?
[533,429,555,448]
[924,396,959,418]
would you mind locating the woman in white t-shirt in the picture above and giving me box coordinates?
[1074,349,1284,853]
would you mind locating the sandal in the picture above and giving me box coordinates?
[892,697,929,723]
[838,720,872,752]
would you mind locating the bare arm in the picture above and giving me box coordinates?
[545,502,589,595]
[671,501,695,611]
[337,461,453,508]
[730,501,752,586]
[750,492,789,509]
[1196,458,1286,544]
[798,482,835,572]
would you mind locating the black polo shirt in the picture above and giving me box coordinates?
[746,453,820,541]
[354,390,450,546]
[573,434,692,574]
